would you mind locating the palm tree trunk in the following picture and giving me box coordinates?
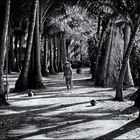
[80,45,83,68]
[58,32,66,71]
[58,33,63,72]
[98,23,114,86]
[0,0,10,104]
[115,26,139,101]
[30,3,44,89]
[49,37,55,74]
[97,13,101,38]
[62,32,67,63]
[123,25,134,87]
[14,37,20,72]
[6,35,11,74]
[57,34,61,72]
[18,37,23,71]
[15,0,38,91]
[103,24,114,86]
[8,35,15,72]
[42,36,49,76]
[55,36,59,70]
[66,39,71,61]
[28,40,34,86]
[94,27,106,82]
[53,36,58,72]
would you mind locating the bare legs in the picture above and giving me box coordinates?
[66,78,73,92]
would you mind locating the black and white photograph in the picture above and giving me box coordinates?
[0,0,140,139]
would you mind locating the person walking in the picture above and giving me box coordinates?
[63,61,73,92]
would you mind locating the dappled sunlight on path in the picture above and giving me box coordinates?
[1,68,140,139]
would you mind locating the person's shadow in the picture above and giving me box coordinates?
[95,119,140,140]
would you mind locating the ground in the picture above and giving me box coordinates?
[0,68,140,139]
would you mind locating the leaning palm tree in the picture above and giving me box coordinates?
[0,0,11,105]
[115,0,140,101]
[82,0,139,100]
[89,0,140,100]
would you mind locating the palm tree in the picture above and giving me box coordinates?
[0,0,11,105]
[57,34,63,72]
[97,20,115,86]
[94,16,109,82]
[15,0,38,91]
[123,24,134,87]
[115,21,140,101]
[42,35,49,76]
[53,36,58,72]
[58,32,64,72]
[59,32,67,71]
[82,0,139,100]
[61,32,67,64]
[49,37,56,74]
[8,35,15,73]
[14,36,20,72]
[115,1,140,101]
[28,3,44,89]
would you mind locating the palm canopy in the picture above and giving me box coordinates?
[1,0,139,42]
[46,5,97,36]
[45,0,139,34]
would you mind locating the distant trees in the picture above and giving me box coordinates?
[15,0,38,91]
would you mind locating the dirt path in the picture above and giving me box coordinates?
[0,68,140,139]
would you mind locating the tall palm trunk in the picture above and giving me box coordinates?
[62,32,67,63]
[53,36,58,72]
[66,39,71,61]
[115,26,139,101]
[97,13,101,38]
[14,37,20,72]
[29,3,44,89]
[0,0,10,104]
[94,26,106,81]
[123,25,134,87]
[57,34,61,72]
[42,36,49,76]
[8,35,15,72]
[18,37,23,71]
[97,23,114,86]
[58,33,63,72]
[28,40,34,86]
[103,24,114,86]
[80,45,83,68]
[58,32,66,71]
[49,37,55,74]
[15,0,38,91]
[56,36,60,70]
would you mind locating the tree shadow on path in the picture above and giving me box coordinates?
[95,119,140,140]
[6,105,139,139]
